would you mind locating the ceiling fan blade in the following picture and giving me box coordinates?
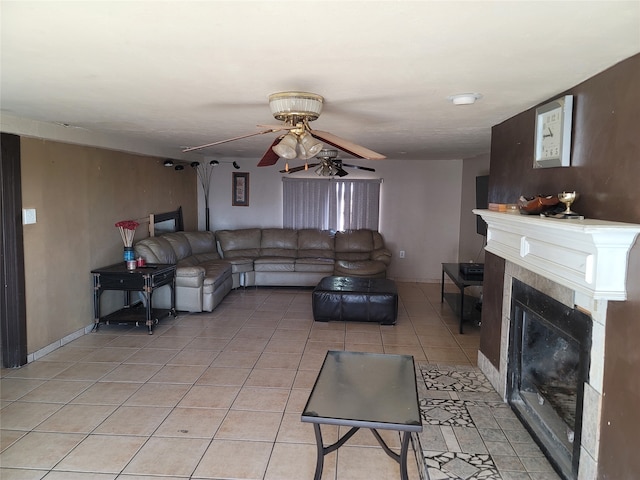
[257,137,283,167]
[308,128,386,160]
[342,163,376,172]
[182,128,280,153]
[279,163,319,174]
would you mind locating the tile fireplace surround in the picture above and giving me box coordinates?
[473,209,640,480]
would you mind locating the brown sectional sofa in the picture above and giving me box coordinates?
[216,228,391,288]
[134,231,233,313]
[134,228,391,312]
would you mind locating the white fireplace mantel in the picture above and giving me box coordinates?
[473,209,640,301]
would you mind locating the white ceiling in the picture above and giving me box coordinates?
[2,1,639,164]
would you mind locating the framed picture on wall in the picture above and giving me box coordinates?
[232,172,249,206]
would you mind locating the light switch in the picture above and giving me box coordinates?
[23,208,37,225]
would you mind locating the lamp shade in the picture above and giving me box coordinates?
[297,132,323,160]
[272,133,298,159]
[268,92,324,121]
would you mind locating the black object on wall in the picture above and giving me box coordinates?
[1,133,28,368]
[476,175,489,236]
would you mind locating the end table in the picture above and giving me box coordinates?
[441,263,483,334]
[91,263,176,334]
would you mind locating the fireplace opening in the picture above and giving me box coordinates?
[507,280,592,480]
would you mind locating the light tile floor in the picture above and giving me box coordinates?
[0,282,559,479]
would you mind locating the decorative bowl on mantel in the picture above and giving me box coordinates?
[517,195,560,215]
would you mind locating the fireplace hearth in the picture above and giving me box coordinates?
[508,280,591,480]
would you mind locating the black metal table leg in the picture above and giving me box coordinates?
[313,423,324,480]
[371,429,412,480]
[399,431,411,480]
[459,286,465,334]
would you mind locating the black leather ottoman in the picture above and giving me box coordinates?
[312,276,398,325]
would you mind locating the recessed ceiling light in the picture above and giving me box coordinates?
[447,93,483,105]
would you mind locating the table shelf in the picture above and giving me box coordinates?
[99,302,174,327]
[443,292,482,325]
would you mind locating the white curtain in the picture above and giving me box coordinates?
[283,177,381,230]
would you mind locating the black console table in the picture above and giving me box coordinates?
[441,262,483,334]
[91,263,176,334]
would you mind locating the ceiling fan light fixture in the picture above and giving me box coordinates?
[209,160,220,166]
[164,159,174,167]
[269,91,324,122]
[232,161,240,170]
[272,133,298,159]
[297,132,323,159]
[447,93,483,105]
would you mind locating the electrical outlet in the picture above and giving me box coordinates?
[399,250,405,258]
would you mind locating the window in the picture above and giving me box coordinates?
[283,178,381,230]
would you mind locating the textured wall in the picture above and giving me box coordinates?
[20,138,197,352]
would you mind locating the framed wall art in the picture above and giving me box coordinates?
[232,172,249,206]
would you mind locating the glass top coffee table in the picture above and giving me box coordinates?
[302,351,423,480]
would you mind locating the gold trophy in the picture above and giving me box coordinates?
[557,191,581,218]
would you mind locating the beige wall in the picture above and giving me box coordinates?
[206,157,466,283]
[20,138,197,353]
[16,135,474,355]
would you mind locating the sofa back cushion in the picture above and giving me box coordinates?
[216,228,261,258]
[297,229,335,259]
[183,231,219,257]
[260,228,298,257]
[161,232,193,261]
[334,229,374,261]
[372,231,386,250]
[134,236,177,264]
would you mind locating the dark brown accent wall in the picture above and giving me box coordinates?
[484,54,640,479]
[479,251,504,366]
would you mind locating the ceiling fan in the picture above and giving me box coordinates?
[182,92,386,166]
[279,149,376,177]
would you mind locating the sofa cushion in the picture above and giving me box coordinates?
[334,260,387,278]
[225,257,254,274]
[183,231,219,256]
[161,232,193,261]
[295,257,335,273]
[201,261,233,290]
[174,265,206,288]
[216,228,261,258]
[254,257,295,272]
[134,236,177,264]
[372,231,386,250]
[334,259,387,277]
[297,229,335,259]
[260,228,298,257]
[335,230,374,253]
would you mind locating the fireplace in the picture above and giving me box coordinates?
[508,279,591,479]
[473,208,640,480]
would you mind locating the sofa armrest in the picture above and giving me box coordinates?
[371,248,392,265]
[175,266,205,288]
